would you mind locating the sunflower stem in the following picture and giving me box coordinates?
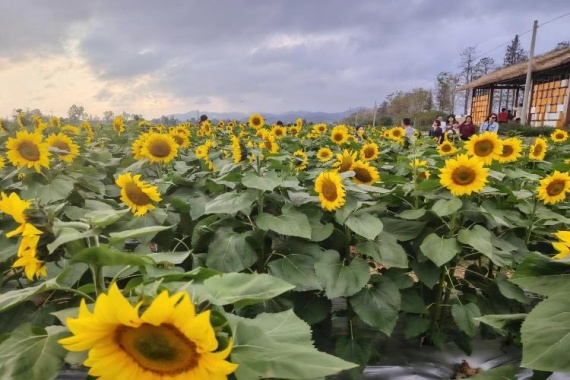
[91,264,105,296]
[525,197,539,245]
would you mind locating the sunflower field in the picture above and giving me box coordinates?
[0,113,569,379]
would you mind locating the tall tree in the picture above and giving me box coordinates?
[553,41,570,51]
[68,104,86,123]
[503,35,527,67]
[434,72,460,114]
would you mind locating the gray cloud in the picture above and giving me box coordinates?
[2,0,569,116]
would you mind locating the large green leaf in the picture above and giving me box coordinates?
[241,171,282,192]
[380,217,426,241]
[0,279,60,313]
[46,227,99,253]
[71,246,152,266]
[256,205,312,239]
[349,277,401,336]
[203,273,294,308]
[227,312,357,380]
[458,225,512,266]
[108,225,172,244]
[356,233,408,268]
[83,208,130,227]
[335,337,372,379]
[409,259,440,289]
[510,253,570,296]
[334,196,359,225]
[345,213,383,240]
[431,197,462,217]
[268,254,322,291]
[420,233,461,267]
[497,274,528,304]
[205,228,258,272]
[23,177,74,204]
[476,313,527,334]
[521,294,570,372]
[0,324,68,380]
[314,250,370,298]
[451,303,481,337]
[204,190,257,215]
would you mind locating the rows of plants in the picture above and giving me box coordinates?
[0,113,569,379]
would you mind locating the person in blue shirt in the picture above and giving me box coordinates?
[479,113,499,133]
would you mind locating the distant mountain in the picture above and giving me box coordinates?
[170,108,366,124]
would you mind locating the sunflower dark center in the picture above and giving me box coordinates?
[125,182,151,206]
[172,135,184,145]
[322,179,338,201]
[18,141,41,161]
[364,147,375,158]
[333,133,343,141]
[501,145,513,157]
[52,140,70,155]
[452,167,475,185]
[148,139,172,158]
[546,180,566,196]
[532,144,543,156]
[442,144,452,152]
[338,159,352,172]
[392,130,401,137]
[252,117,261,126]
[115,323,198,375]
[474,140,493,156]
[354,167,372,183]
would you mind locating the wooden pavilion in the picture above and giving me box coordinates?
[459,46,570,127]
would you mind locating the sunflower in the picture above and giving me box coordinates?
[0,154,4,169]
[418,170,431,180]
[566,159,570,165]
[330,125,349,145]
[496,137,523,163]
[529,137,547,161]
[255,129,269,139]
[312,123,327,135]
[0,192,46,280]
[169,130,191,149]
[248,113,265,129]
[112,115,125,135]
[536,170,570,205]
[49,116,61,127]
[350,160,380,185]
[116,173,162,216]
[439,154,489,196]
[81,121,94,135]
[437,141,458,156]
[315,171,346,211]
[259,135,279,153]
[61,125,81,135]
[410,158,427,168]
[360,142,379,161]
[271,125,287,138]
[6,130,51,172]
[389,127,405,141]
[132,133,150,160]
[291,150,308,171]
[464,132,503,165]
[317,147,334,162]
[295,118,303,128]
[59,283,237,380]
[230,136,247,163]
[551,129,569,143]
[141,133,178,164]
[552,231,570,259]
[46,133,80,163]
[333,149,357,173]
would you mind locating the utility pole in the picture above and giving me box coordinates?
[521,20,538,125]
[372,101,378,127]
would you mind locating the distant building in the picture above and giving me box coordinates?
[459,47,570,127]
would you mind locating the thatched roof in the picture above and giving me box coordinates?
[458,46,570,90]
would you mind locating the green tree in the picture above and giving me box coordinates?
[434,72,459,114]
[504,35,527,67]
[67,104,86,124]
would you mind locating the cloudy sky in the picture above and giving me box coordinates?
[1,0,569,119]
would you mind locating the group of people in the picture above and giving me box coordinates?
[423,113,502,144]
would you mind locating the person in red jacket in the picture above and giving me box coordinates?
[458,115,477,140]
[497,108,508,124]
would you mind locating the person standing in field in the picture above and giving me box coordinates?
[479,114,499,133]
[402,118,416,137]
[458,115,477,140]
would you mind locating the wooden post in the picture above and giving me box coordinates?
[521,20,539,124]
